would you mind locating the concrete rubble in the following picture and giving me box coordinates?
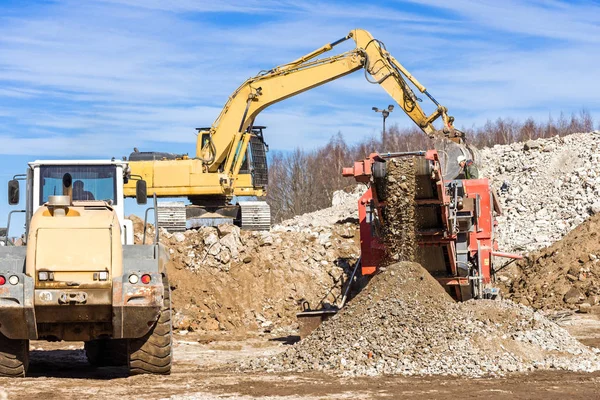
[480,131,600,252]
[272,186,365,232]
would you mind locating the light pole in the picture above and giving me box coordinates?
[372,105,394,135]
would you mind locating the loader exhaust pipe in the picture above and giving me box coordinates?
[46,173,74,216]
[62,173,73,204]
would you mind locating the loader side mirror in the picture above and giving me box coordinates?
[136,180,147,205]
[8,180,19,205]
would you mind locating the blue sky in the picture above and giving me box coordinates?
[1,0,600,228]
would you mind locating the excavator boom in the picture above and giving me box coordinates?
[200,29,460,175]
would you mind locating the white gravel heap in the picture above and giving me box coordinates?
[272,186,365,232]
[480,131,600,252]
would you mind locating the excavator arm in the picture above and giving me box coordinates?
[199,28,461,177]
[124,28,463,230]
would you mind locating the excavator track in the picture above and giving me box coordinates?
[237,201,271,231]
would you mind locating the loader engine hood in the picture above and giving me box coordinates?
[25,202,123,288]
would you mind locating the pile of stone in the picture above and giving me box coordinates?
[479,131,600,252]
[246,262,600,377]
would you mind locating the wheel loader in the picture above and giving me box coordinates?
[0,159,171,377]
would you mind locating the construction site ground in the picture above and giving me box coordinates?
[2,133,600,398]
[1,317,599,400]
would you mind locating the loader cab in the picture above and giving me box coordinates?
[9,160,139,245]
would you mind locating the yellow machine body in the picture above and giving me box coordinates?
[123,28,462,203]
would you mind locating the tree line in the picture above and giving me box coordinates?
[266,110,596,223]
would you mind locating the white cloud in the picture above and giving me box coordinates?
[0,0,599,160]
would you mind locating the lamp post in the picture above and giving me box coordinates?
[372,105,394,135]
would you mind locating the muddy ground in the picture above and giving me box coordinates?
[1,314,599,400]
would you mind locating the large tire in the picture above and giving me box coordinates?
[127,276,172,375]
[0,333,29,377]
[85,339,128,367]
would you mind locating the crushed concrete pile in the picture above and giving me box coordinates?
[480,131,600,252]
[246,262,600,377]
[127,215,360,333]
[499,212,600,311]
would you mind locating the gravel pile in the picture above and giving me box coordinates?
[246,262,600,377]
[480,131,600,252]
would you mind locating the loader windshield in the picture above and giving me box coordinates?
[39,165,117,205]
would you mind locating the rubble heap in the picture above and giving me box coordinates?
[127,212,360,334]
[480,131,600,252]
[500,212,600,311]
[272,186,365,232]
[247,262,600,377]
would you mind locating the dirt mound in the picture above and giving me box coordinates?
[150,221,359,334]
[382,157,417,262]
[500,213,600,310]
[247,262,600,376]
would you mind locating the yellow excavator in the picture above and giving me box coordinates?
[123,28,465,230]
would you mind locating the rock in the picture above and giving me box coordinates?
[587,295,600,306]
[579,303,592,313]
[173,232,186,243]
[220,233,239,258]
[208,243,222,256]
[259,233,274,246]
[244,262,600,377]
[204,232,219,247]
[339,227,355,238]
[523,140,541,150]
[564,288,585,304]
[591,202,600,214]
[217,224,240,237]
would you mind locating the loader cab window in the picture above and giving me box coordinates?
[39,165,117,205]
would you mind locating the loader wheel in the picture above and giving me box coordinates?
[0,333,29,377]
[127,276,172,375]
[85,339,128,367]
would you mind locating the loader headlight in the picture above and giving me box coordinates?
[128,274,139,284]
[99,271,109,281]
[39,271,54,281]
[8,275,19,285]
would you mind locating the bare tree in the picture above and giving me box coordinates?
[267,112,595,223]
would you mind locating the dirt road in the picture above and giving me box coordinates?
[1,320,600,400]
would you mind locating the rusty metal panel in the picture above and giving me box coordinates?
[296,310,337,339]
[112,273,163,339]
